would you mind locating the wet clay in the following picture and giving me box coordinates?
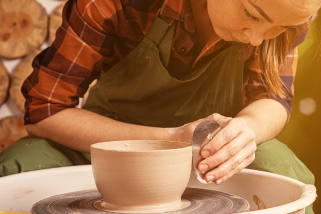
[31,188,250,214]
[90,140,192,213]
[94,198,191,213]
[253,195,267,210]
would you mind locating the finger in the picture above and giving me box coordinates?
[204,141,256,183]
[201,121,241,158]
[201,118,255,158]
[198,127,221,149]
[198,131,251,172]
[198,118,231,149]
[214,153,256,185]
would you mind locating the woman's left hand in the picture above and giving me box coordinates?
[198,113,257,184]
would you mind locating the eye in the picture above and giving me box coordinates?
[243,7,259,22]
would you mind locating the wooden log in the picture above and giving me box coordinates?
[0,0,48,58]
[49,2,66,43]
[0,116,27,153]
[0,60,9,106]
[9,49,41,113]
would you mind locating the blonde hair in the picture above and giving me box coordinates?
[256,2,320,99]
[255,25,308,98]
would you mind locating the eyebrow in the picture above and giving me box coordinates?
[248,1,274,23]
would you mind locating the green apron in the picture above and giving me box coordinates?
[0,14,314,214]
[82,16,244,127]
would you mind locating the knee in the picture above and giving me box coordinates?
[302,169,315,185]
[0,137,33,159]
[249,139,315,184]
[275,156,315,184]
[0,137,31,176]
[3,136,50,155]
[0,137,61,176]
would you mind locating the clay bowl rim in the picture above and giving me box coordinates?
[90,140,192,154]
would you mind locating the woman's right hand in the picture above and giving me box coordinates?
[165,113,256,185]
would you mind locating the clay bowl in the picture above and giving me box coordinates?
[90,140,192,213]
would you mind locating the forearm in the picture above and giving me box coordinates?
[26,108,169,153]
[236,99,288,145]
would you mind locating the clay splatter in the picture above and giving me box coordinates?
[12,188,34,200]
[253,195,267,210]
[207,133,213,140]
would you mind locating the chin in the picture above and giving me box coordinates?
[213,27,232,41]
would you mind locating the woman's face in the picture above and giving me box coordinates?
[207,0,319,46]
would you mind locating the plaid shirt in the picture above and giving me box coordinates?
[22,0,304,124]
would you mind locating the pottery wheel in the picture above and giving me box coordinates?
[32,188,250,214]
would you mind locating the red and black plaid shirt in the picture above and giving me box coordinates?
[22,0,305,124]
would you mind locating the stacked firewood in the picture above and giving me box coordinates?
[0,0,65,152]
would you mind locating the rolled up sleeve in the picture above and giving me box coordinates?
[22,0,117,124]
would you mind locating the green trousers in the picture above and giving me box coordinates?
[0,137,91,175]
[0,137,314,213]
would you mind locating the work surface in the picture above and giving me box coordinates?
[0,165,316,213]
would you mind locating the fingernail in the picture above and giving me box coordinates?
[199,164,208,172]
[207,175,215,181]
[216,179,222,185]
[202,150,210,158]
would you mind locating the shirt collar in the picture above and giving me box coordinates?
[160,0,195,33]
[160,0,230,62]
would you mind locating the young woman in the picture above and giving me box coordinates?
[1,0,320,212]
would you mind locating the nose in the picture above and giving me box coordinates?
[243,27,286,46]
[243,28,264,46]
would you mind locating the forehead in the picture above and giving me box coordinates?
[249,0,319,24]
[283,0,319,14]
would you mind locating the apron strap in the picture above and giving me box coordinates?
[146,15,175,68]
[158,19,175,68]
[146,15,174,46]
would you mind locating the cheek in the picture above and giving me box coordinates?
[208,11,242,30]
[209,10,248,31]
